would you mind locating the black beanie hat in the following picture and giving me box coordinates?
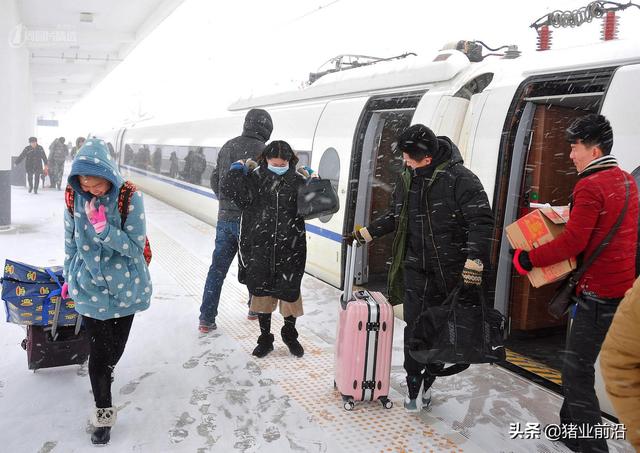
[396,124,438,160]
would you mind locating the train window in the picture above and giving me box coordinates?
[202,147,219,187]
[133,145,152,171]
[296,151,311,169]
[317,147,340,223]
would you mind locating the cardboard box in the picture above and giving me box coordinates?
[505,206,576,288]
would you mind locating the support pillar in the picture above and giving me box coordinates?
[0,0,33,228]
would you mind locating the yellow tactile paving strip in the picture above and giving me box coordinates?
[150,224,466,453]
[505,349,562,385]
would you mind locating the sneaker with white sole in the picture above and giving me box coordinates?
[198,321,216,333]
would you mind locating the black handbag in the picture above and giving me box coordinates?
[408,284,506,365]
[548,175,630,319]
[297,178,339,220]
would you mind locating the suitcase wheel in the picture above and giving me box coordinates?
[343,400,355,411]
[380,397,393,410]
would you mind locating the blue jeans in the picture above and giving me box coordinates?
[199,219,241,323]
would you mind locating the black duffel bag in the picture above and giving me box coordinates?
[409,284,506,365]
[297,178,339,220]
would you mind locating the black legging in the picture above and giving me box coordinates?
[84,315,135,408]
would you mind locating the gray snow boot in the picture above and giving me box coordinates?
[404,375,422,413]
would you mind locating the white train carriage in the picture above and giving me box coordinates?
[94,37,640,417]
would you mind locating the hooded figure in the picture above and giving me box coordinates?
[64,139,152,445]
[210,108,274,220]
[65,140,152,318]
[198,108,273,332]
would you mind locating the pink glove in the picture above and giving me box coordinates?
[61,282,69,299]
[84,198,107,234]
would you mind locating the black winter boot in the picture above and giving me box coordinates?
[252,333,274,358]
[91,427,111,445]
[281,316,304,357]
[253,314,274,358]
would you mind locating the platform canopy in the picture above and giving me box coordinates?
[15,0,185,119]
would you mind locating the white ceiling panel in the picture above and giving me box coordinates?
[17,0,186,118]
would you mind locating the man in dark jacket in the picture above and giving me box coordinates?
[15,137,48,194]
[513,114,638,453]
[352,124,494,412]
[70,136,86,160]
[190,147,207,185]
[198,108,273,332]
[48,137,68,190]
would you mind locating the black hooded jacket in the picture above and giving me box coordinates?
[369,136,494,295]
[221,163,307,302]
[211,109,273,221]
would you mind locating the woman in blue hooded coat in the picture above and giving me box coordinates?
[62,139,152,445]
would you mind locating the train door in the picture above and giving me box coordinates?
[493,68,615,376]
[347,93,424,289]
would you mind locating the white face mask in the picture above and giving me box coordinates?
[267,164,288,175]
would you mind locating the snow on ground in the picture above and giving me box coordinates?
[0,183,634,453]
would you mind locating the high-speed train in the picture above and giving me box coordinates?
[95,37,640,416]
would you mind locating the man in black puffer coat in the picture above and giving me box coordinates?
[352,124,494,412]
[198,109,273,332]
[15,137,48,194]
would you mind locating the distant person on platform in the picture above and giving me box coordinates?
[71,137,86,160]
[169,151,179,179]
[198,108,273,333]
[15,137,48,194]
[190,147,207,185]
[48,136,68,190]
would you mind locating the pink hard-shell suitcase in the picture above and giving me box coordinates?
[334,242,394,411]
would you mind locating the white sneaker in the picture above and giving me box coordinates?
[422,388,432,410]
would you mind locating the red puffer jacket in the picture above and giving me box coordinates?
[529,166,639,298]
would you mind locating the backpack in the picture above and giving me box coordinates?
[65,181,152,265]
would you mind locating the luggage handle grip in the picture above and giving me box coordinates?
[341,240,358,304]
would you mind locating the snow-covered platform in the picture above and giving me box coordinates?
[0,185,633,453]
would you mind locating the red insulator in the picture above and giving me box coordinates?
[602,11,619,41]
[536,25,552,51]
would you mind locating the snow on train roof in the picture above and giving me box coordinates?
[228,50,471,111]
[229,39,640,111]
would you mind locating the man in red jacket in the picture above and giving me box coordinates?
[513,114,638,453]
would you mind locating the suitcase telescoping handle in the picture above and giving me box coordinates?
[341,240,358,304]
[45,268,83,339]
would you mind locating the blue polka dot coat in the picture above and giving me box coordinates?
[63,139,152,320]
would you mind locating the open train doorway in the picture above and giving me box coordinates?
[350,93,423,291]
[493,68,614,382]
